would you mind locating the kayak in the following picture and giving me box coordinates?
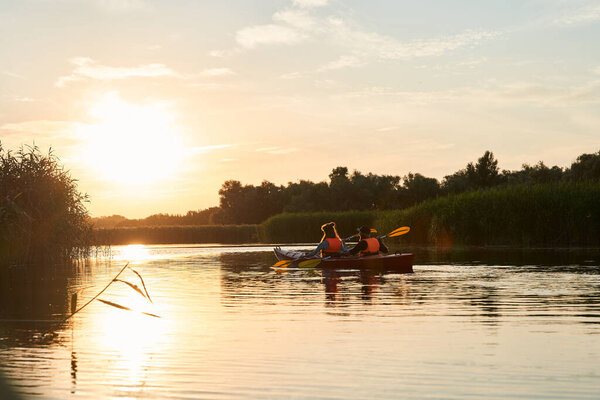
[273,247,414,273]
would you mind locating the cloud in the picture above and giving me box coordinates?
[0,120,83,137]
[92,0,148,12]
[273,9,316,29]
[330,22,498,60]
[292,0,328,8]
[13,97,35,102]
[236,24,308,48]
[377,126,400,132]
[255,146,298,154]
[318,55,365,71]
[553,3,600,27]
[215,0,498,67]
[190,144,232,153]
[2,70,25,79]
[198,68,236,77]
[332,79,600,108]
[56,57,179,87]
[209,49,242,58]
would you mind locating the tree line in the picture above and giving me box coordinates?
[93,150,600,228]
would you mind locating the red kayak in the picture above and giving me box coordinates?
[273,247,414,273]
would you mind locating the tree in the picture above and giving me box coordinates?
[503,162,563,185]
[472,151,500,188]
[567,151,600,181]
[401,173,440,205]
[443,151,501,193]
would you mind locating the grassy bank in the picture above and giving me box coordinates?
[94,182,600,248]
[259,211,376,243]
[93,225,259,245]
[376,182,600,247]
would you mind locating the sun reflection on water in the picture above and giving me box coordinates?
[117,244,151,262]
[89,289,167,393]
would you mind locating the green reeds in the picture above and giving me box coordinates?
[375,181,600,247]
[260,211,376,243]
[93,224,259,245]
[0,144,92,266]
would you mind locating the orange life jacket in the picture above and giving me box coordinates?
[322,238,342,255]
[360,238,380,256]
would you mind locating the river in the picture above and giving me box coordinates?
[1,245,599,399]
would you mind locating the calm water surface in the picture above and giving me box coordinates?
[1,245,599,399]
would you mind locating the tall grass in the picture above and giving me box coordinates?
[260,211,376,243]
[94,225,259,245]
[0,145,92,266]
[376,182,600,247]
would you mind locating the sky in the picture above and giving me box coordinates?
[1,0,600,218]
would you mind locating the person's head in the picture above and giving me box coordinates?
[321,222,340,240]
[358,225,371,239]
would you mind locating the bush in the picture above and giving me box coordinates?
[0,145,92,265]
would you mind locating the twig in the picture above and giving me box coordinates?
[128,266,153,304]
[61,263,129,322]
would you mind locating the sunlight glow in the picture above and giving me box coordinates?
[80,92,185,185]
[94,295,166,387]
[118,244,151,262]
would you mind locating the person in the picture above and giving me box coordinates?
[304,222,348,258]
[347,225,388,256]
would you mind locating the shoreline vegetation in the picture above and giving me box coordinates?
[94,150,600,248]
[0,145,92,266]
[2,144,600,267]
[95,180,600,247]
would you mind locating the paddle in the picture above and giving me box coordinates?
[343,228,377,242]
[380,226,410,239]
[272,226,411,269]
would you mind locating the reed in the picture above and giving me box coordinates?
[93,224,259,245]
[65,263,160,320]
[0,145,92,266]
[375,181,600,247]
[260,211,376,243]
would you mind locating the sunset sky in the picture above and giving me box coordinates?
[2,0,600,218]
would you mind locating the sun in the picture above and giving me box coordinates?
[81,92,185,185]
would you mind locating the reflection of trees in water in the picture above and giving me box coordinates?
[415,246,600,268]
[0,260,97,346]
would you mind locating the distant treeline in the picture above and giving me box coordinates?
[94,180,600,247]
[94,150,600,228]
[260,181,600,247]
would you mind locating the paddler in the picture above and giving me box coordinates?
[347,225,389,256]
[304,222,347,258]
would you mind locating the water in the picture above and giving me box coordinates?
[1,245,599,399]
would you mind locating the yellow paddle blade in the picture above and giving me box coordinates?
[273,259,294,268]
[298,259,322,269]
[388,226,410,237]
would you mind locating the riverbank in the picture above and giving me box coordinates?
[93,181,600,247]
